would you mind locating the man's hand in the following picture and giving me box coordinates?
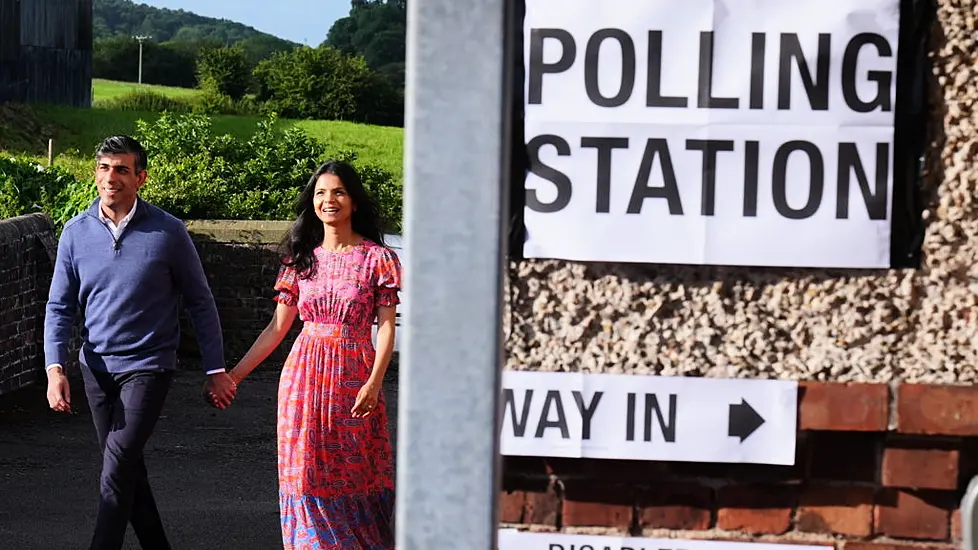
[46,368,71,413]
[204,372,237,410]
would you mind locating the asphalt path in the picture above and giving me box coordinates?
[0,364,399,550]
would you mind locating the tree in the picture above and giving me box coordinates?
[92,36,198,88]
[323,1,405,71]
[253,46,403,126]
[196,45,251,100]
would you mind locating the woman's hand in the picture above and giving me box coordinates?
[352,379,382,418]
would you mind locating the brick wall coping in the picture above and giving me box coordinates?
[184,219,292,245]
[0,212,54,241]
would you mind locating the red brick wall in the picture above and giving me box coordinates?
[499,381,978,548]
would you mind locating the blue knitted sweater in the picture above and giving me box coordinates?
[43,198,225,374]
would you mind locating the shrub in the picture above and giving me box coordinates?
[99,88,256,116]
[253,46,403,127]
[132,112,402,230]
[190,89,239,115]
[233,95,262,115]
[97,89,194,113]
[0,156,95,231]
[196,45,252,101]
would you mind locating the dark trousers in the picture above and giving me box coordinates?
[81,366,174,550]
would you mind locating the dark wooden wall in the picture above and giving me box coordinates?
[0,0,93,107]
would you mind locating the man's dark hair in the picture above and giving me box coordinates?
[95,135,148,173]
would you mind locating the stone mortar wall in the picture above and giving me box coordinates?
[0,214,57,396]
[500,381,978,549]
[505,1,978,385]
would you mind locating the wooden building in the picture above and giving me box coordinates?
[0,0,93,107]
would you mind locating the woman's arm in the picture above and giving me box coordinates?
[229,302,298,384]
[351,306,397,418]
[368,306,397,386]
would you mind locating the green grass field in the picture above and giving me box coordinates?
[1,79,404,185]
[91,78,204,103]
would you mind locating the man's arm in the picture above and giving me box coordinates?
[169,224,226,374]
[44,232,79,369]
[170,224,237,409]
[44,232,79,413]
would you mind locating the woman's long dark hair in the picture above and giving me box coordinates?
[280,160,387,279]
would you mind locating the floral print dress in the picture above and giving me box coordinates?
[272,239,402,549]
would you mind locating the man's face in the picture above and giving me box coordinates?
[94,153,146,210]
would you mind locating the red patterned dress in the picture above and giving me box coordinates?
[272,239,401,549]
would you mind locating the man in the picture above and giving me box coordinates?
[43,135,237,550]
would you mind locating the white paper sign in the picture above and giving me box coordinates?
[523,0,901,268]
[501,371,797,465]
[498,531,832,550]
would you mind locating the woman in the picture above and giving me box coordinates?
[226,160,401,549]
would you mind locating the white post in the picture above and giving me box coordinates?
[134,35,151,84]
[397,0,513,547]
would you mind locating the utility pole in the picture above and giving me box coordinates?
[134,35,151,84]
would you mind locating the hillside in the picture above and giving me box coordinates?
[93,0,298,48]
[91,0,302,87]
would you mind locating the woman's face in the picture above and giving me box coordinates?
[313,173,355,226]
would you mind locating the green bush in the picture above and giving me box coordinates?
[253,46,403,127]
[233,95,262,115]
[190,89,239,115]
[97,89,194,113]
[132,112,402,230]
[0,156,96,231]
[196,45,252,101]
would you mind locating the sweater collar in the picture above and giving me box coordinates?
[87,196,148,223]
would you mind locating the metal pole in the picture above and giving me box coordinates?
[962,475,978,550]
[397,0,512,547]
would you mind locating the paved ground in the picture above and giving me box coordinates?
[0,364,399,550]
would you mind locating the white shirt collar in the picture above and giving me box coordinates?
[98,198,138,226]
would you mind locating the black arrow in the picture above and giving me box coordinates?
[728,399,765,442]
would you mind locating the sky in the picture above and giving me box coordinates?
[138,0,350,45]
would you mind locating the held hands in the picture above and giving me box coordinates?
[46,368,71,413]
[351,379,382,418]
[204,371,238,410]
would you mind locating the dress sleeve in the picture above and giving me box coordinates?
[273,264,299,307]
[375,247,402,308]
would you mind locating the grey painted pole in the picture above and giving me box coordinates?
[396,0,512,547]
[962,476,978,550]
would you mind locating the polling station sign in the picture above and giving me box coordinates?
[522,0,902,268]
